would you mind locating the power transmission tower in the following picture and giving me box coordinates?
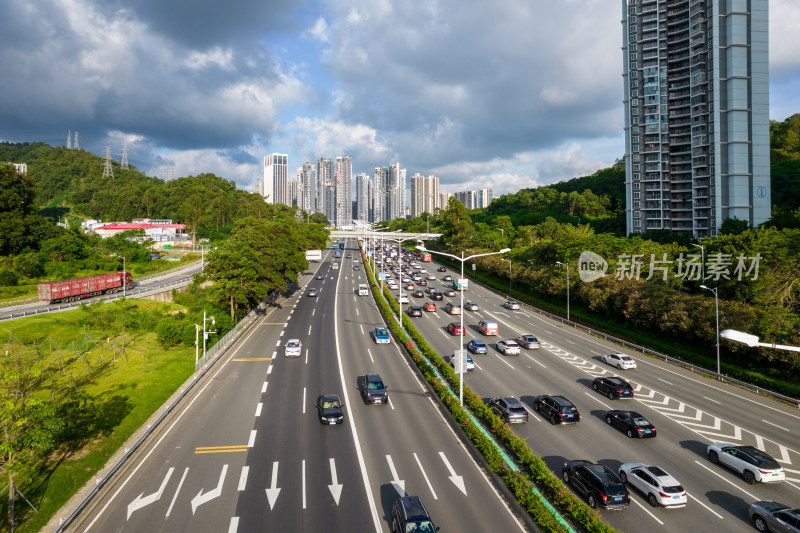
[102,146,114,178]
[165,161,173,180]
[67,130,72,149]
[73,131,80,150]
[121,141,129,169]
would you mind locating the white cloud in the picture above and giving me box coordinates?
[304,17,329,43]
[185,47,235,70]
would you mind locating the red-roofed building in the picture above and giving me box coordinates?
[92,222,187,242]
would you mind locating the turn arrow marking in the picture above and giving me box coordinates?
[265,461,281,510]
[127,467,174,520]
[328,458,343,505]
[438,452,467,496]
[191,464,228,515]
[386,455,405,496]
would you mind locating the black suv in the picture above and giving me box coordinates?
[488,397,529,424]
[360,373,388,405]
[592,376,634,399]
[533,395,580,424]
[563,460,630,510]
[391,496,439,533]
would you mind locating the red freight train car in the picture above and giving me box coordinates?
[37,272,134,304]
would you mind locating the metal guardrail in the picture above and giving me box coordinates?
[53,293,274,532]
[440,257,800,407]
[0,277,194,322]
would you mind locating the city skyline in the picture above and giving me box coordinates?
[2,1,798,199]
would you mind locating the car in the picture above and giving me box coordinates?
[488,397,529,423]
[445,302,462,315]
[331,262,339,270]
[405,283,415,290]
[478,320,498,335]
[593,376,634,399]
[533,395,580,424]
[317,394,344,424]
[444,289,456,297]
[464,301,480,311]
[707,444,785,484]
[398,295,409,304]
[618,463,687,508]
[437,266,447,272]
[426,286,437,294]
[345,253,352,258]
[504,299,521,310]
[284,339,302,357]
[374,327,391,344]
[417,279,428,286]
[315,274,324,280]
[601,353,637,370]
[407,305,423,317]
[412,289,425,298]
[516,334,540,349]
[424,301,437,312]
[467,339,488,354]
[391,496,439,533]
[749,501,800,533]
[562,460,630,510]
[431,292,444,301]
[605,410,656,438]
[360,373,389,405]
[307,287,318,297]
[443,274,453,281]
[353,264,360,270]
[447,322,464,335]
[427,274,437,280]
[496,339,521,355]
[450,352,475,372]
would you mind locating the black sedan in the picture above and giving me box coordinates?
[431,292,444,301]
[315,274,324,280]
[407,305,423,317]
[592,376,634,400]
[605,410,656,438]
[412,290,425,298]
[437,266,447,272]
[317,394,344,425]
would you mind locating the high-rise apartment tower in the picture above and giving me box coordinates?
[263,153,289,206]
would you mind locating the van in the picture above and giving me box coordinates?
[478,320,498,336]
[332,262,339,270]
[358,284,369,296]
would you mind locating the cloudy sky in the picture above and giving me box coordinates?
[2,0,799,196]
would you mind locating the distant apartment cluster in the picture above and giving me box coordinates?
[622,0,770,237]
[255,153,493,226]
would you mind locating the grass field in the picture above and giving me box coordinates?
[0,300,196,532]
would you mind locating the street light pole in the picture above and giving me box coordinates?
[501,258,511,297]
[692,243,705,280]
[122,256,126,297]
[555,261,569,321]
[418,245,511,406]
[700,285,720,380]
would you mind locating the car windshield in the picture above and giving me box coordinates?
[367,381,385,390]
[288,342,299,348]
[323,400,341,409]
[406,521,436,533]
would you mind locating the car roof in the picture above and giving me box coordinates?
[551,395,574,406]
[398,496,429,521]
[585,463,621,483]
[322,394,340,401]
[604,377,630,386]
[501,397,523,408]
[366,373,382,381]
[471,339,486,345]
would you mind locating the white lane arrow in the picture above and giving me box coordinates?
[127,468,174,520]
[265,461,281,510]
[191,464,228,515]
[328,458,343,505]
[438,452,467,496]
[386,455,405,496]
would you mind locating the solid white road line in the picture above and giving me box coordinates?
[761,419,790,432]
[492,353,515,369]
[414,453,437,500]
[526,354,546,368]
[693,461,758,500]
[165,467,188,518]
[302,460,307,510]
[629,495,664,525]
[585,392,613,411]
[686,492,724,519]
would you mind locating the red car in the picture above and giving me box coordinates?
[424,302,437,312]
[447,322,464,335]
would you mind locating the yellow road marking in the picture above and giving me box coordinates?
[195,444,249,454]
[194,448,248,454]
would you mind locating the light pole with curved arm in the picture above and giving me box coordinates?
[417,245,511,406]
[555,261,569,321]
[700,284,720,379]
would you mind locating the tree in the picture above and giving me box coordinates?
[719,217,750,235]
[205,241,266,321]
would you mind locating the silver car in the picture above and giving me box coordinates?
[749,501,800,533]
[503,299,521,310]
[284,339,302,357]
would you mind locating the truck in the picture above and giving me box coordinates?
[334,249,341,259]
[305,249,322,262]
[453,278,469,290]
[38,272,134,304]
[421,253,432,262]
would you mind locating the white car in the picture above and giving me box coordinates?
[398,295,409,304]
[618,463,687,508]
[496,339,521,355]
[426,274,436,280]
[707,443,785,484]
[602,353,637,370]
[284,339,302,357]
[504,299,521,310]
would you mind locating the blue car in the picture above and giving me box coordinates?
[374,327,391,344]
[467,339,488,354]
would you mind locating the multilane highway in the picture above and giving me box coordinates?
[65,241,531,532]
[390,251,800,533]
